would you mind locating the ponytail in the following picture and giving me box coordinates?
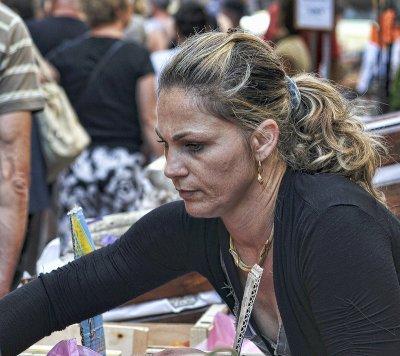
[278,74,386,203]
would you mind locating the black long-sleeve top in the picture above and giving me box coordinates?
[1,169,400,355]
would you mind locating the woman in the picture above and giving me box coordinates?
[46,0,162,247]
[1,31,400,355]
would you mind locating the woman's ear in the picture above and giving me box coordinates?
[250,119,279,161]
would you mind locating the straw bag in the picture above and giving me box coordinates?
[34,47,90,183]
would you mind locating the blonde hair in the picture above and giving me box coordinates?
[79,0,130,28]
[158,31,386,203]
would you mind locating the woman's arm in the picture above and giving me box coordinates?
[0,113,31,296]
[0,202,196,355]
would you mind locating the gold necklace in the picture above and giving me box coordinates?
[229,224,274,272]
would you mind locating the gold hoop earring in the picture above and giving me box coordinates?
[257,160,263,184]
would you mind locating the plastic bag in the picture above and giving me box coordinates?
[47,339,102,356]
[206,312,263,354]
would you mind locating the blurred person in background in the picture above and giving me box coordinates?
[24,0,88,258]
[46,0,162,252]
[1,0,53,290]
[300,2,344,82]
[144,0,175,52]
[262,1,279,42]
[151,0,212,87]
[26,0,88,56]
[357,6,400,101]
[0,3,45,296]
[219,0,247,30]
[124,0,148,46]
[263,0,311,76]
[0,0,38,20]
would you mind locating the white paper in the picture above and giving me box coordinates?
[295,0,334,31]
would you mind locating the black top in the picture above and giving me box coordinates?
[47,36,154,152]
[26,16,88,56]
[273,170,400,355]
[1,169,400,355]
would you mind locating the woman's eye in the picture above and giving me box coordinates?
[186,143,203,152]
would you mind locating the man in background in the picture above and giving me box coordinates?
[27,0,88,56]
[0,0,37,20]
[0,2,45,296]
[25,0,88,264]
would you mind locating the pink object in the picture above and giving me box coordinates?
[263,2,281,42]
[47,339,102,356]
[207,312,263,354]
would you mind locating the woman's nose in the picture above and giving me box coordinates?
[164,152,188,179]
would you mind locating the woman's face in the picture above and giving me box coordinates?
[156,88,257,218]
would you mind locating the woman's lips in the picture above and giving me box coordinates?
[178,189,197,200]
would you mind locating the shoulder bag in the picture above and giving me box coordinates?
[33,46,91,183]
